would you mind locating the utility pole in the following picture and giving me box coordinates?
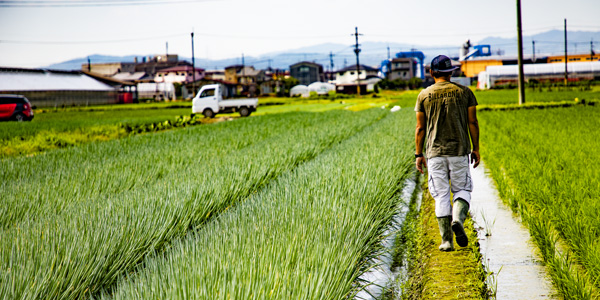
[532,40,536,62]
[591,40,595,61]
[242,53,245,83]
[87,56,91,72]
[191,32,196,97]
[329,51,335,81]
[241,53,246,94]
[352,27,362,95]
[564,18,568,86]
[516,0,526,105]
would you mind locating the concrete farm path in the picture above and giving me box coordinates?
[470,162,558,299]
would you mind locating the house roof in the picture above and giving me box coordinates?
[112,72,147,81]
[0,67,115,92]
[83,71,135,86]
[156,65,204,73]
[225,64,244,70]
[290,61,323,68]
[236,66,261,77]
[337,64,378,73]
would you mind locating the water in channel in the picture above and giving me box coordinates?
[470,162,558,299]
[355,175,422,300]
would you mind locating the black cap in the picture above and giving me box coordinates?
[431,55,458,72]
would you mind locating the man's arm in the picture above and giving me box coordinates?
[468,106,480,168]
[415,111,427,174]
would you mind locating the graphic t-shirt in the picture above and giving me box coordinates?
[415,81,478,158]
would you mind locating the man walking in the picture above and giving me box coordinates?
[414,55,480,251]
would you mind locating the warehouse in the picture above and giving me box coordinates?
[0,67,118,108]
[477,61,600,89]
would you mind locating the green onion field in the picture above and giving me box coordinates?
[1,88,600,299]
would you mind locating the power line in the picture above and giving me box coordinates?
[0,0,215,7]
[0,33,187,45]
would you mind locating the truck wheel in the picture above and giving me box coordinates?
[239,107,250,117]
[203,109,215,118]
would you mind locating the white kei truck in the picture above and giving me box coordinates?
[192,84,258,118]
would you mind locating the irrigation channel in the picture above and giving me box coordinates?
[470,162,558,299]
[356,174,422,299]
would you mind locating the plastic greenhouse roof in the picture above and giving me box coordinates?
[0,69,115,92]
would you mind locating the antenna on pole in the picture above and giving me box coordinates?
[387,44,391,60]
[516,0,526,105]
[352,27,363,95]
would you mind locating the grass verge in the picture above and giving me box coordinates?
[402,182,488,300]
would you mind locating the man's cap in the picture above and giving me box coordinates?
[431,55,458,72]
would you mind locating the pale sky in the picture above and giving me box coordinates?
[1,0,599,68]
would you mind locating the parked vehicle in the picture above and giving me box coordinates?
[192,84,258,118]
[0,94,34,121]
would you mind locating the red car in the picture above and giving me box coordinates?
[0,94,34,121]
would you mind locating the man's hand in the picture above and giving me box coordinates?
[416,156,427,174]
[470,150,480,168]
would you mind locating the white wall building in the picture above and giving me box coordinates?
[154,66,204,83]
[334,64,379,85]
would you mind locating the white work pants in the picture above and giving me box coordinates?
[428,155,472,217]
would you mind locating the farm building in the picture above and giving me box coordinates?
[0,67,119,107]
[477,61,600,89]
[461,51,598,79]
[289,62,325,86]
[290,85,309,97]
[547,52,598,63]
[460,55,547,78]
[290,82,335,98]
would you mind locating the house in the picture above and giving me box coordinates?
[0,67,118,107]
[223,65,271,96]
[334,64,381,94]
[83,54,194,84]
[224,65,266,84]
[289,62,325,85]
[82,62,136,76]
[205,70,226,81]
[335,64,379,85]
[154,66,205,84]
[386,58,416,81]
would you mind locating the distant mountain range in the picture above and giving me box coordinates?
[46,30,600,71]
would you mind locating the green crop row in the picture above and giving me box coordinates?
[0,109,388,299]
[0,112,331,230]
[479,106,600,299]
[0,107,192,142]
[100,109,414,299]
